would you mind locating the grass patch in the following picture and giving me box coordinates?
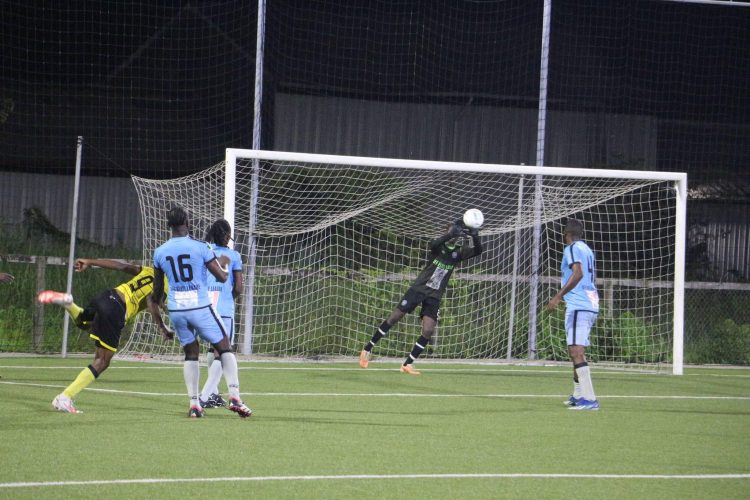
[0,358,747,498]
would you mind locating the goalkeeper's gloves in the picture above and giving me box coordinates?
[450,220,466,237]
[466,227,479,237]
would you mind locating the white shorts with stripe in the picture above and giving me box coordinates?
[565,309,598,347]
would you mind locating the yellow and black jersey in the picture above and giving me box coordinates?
[113,266,168,323]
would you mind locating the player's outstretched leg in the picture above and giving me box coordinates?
[37,290,73,306]
[360,320,392,368]
[37,290,88,328]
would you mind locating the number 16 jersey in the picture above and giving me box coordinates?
[153,235,218,311]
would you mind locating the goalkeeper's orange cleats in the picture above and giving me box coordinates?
[359,350,370,368]
[400,364,421,375]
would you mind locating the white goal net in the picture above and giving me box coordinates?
[125,150,686,373]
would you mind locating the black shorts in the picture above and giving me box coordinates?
[84,289,126,352]
[397,287,441,321]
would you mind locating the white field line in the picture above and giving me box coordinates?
[0,380,748,400]
[0,364,749,378]
[1,472,749,489]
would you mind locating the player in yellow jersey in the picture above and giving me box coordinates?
[37,258,170,413]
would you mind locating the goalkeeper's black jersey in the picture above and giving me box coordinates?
[411,234,482,298]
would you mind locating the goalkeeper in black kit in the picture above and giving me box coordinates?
[359,219,483,374]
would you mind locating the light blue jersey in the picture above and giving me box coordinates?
[207,245,242,318]
[561,240,599,312]
[153,236,217,311]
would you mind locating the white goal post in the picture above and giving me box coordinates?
[127,149,686,374]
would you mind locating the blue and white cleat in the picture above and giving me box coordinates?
[569,399,599,411]
[564,395,582,406]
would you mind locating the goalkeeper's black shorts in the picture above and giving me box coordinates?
[397,287,441,321]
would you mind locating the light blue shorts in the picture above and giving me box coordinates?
[168,305,228,347]
[565,310,598,347]
[221,317,234,345]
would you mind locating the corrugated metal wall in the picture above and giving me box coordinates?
[690,203,750,282]
[273,94,657,169]
[0,171,141,249]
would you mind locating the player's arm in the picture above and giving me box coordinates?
[232,270,244,299]
[207,257,228,283]
[203,244,228,283]
[147,292,174,341]
[148,267,174,341]
[0,272,15,283]
[231,254,244,299]
[75,258,142,276]
[151,267,166,305]
[546,262,583,312]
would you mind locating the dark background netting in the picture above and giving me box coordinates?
[2,1,748,182]
[1,1,748,221]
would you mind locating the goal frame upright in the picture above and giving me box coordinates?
[225,148,687,375]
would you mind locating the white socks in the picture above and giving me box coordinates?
[220,352,241,400]
[183,360,201,406]
[576,365,596,401]
[573,380,582,399]
[200,360,223,401]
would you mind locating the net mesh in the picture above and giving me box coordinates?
[125,153,678,368]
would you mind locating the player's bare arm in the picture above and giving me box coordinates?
[207,258,228,283]
[75,258,142,276]
[146,293,173,341]
[232,268,244,299]
[547,262,583,312]
[148,267,174,341]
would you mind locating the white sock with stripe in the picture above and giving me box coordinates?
[220,352,241,401]
[183,360,201,407]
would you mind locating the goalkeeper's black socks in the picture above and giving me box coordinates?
[365,321,391,352]
[404,335,430,364]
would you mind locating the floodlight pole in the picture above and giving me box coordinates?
[61,136,83,357]
[527,0,552,359]
[241,0,266,356]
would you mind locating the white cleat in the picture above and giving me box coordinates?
[52,393,81,414]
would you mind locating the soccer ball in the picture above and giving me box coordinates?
[463,208,484,229]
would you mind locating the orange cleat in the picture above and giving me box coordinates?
[37,290,73,306]
[399,364,421,375]
[359,350,370,369]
